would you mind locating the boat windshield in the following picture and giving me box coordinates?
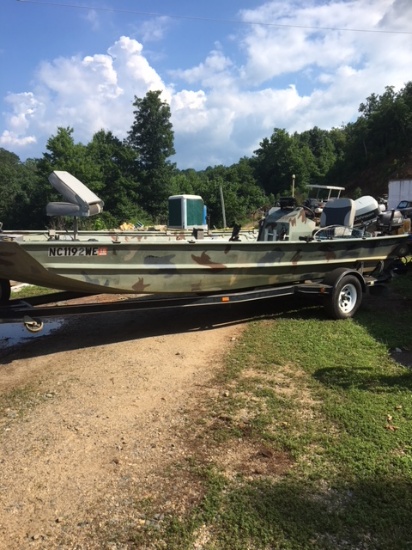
[305,185,346,212]
[307,185,345,201]
[397,200,412,209]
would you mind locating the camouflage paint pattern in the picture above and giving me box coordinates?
[0,229,408,295]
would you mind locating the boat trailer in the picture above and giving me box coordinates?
[0,268,388,333]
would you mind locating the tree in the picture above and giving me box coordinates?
[127,91,176,219]
[37,127,100,187]
[193,160,267,228]
[86,130,146,227]
[34,127,104,229]
[297,127,337,180]
[251,129,311,197]
[0,149,40,229]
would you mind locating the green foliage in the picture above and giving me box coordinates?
[0,148,42,229]
[127,90,176,220]
[86,130,143,226]
[296,126,338,179]
[33,127,103,229]
[11,285,59,299]
[331,83,412,191]
[37,127,98,184]
[251,129,299,196]
[193,160,267,228]
[250,127,339,198]
[128,90,175,170]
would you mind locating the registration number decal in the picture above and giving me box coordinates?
[48,246,108,257]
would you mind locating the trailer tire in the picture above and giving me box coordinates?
[325,275,362,319]
[0,279,11,304]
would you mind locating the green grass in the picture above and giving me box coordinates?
[0,386,49,432]
[11,284,59,299]
[119,270,412,550]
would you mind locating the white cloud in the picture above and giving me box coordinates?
[107,36,165,94]
[379,0,412,29]
[171,90,208,132]
[1,1,412,168]
[171,48,234,88]
[0,92,38,148]
[236,0,388,85]
[1,37,170,154]
[83,9,100,32]
[137,16,173,43]
[0,130,36,147]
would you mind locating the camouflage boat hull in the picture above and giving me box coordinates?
[0,232,408,295]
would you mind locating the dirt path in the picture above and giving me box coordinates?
[0,300,258,549]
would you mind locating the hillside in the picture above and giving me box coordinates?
[345,154,412,199]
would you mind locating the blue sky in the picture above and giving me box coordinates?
[1,0,412,169]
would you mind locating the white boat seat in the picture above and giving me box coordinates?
[46,171,104,218]
[46,201,103,217]
[320,197,355,228]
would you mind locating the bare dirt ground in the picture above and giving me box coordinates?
[0,297,270,549]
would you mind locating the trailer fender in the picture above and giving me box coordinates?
[321,268,367,292]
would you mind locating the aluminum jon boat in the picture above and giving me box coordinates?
[0,172,409,306]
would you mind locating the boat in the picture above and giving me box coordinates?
[0,172,409,309]
[304,184,346,215]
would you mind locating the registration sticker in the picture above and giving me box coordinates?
[48,246,108,257]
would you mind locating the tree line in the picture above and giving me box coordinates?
[2,83,412,231]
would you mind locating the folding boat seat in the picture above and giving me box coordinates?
[320,198,356,228]
[46,171,104,218]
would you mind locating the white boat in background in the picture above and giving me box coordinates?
[305,184,346,215]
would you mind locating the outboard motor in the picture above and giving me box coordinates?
[376,209,405,234]
[353,196,380,227]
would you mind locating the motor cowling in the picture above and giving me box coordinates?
[376,209,405,233]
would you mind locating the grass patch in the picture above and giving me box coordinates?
[119,271,412,550]
[392,269,412,298]
[11,284,60,299]
[0,385,49,433]
[356,273,412,349]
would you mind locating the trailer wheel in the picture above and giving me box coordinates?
[325,275,362,319]
[0,279,11,304]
